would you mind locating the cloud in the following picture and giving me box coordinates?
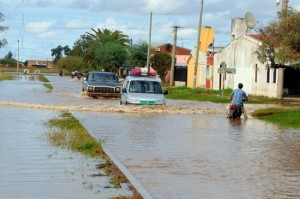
[65,19,92,29]
[35,0,53,8]
[37,31,55,39]
[25,21,55,33]
[69,0,94,10]
[145,0,189,14]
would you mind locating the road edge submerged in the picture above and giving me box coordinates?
[103,147,153,199]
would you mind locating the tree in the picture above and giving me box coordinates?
[128,40,148,67]
[55,56,84,72]
[150,53,172,82]
[51,45,71,63]
[0,51,17,67]
[95,42,127,71]
[4,51,13,59]
[0,12,8,48]
[83,28,130,70]
[70,34,89,57]
[86,28,130,47]
[256,8,300,68]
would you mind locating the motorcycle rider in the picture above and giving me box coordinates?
[230,83,248,109]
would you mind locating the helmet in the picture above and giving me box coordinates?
[238,83,243,89]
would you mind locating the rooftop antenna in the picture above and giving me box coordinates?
[276,0,280,6]
[245,12,257,33]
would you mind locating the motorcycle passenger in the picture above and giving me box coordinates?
[230,83,248,109]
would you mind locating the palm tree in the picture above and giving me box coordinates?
[83,28,130,70]
[87,28,130,47]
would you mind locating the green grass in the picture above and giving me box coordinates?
[37,75,53,92]
[38,75,50,82]
[164,86,296,105]
[46,112,142,198]
[43,83,53,91]
[165,86,231,103]
[47,112,104,157]
[252,108,300,129]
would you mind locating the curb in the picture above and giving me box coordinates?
[103,146,153,199]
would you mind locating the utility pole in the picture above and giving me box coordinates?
[275,0,288,99]
[282,0,288,10]
[169,26,180,87]
[17,40,19,75]
[193,0,204,89]
[276,0,288,9]
[146,12,152,73]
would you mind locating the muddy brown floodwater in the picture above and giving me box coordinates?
[1,75,300,199]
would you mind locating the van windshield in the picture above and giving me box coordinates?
[129,81,163,94]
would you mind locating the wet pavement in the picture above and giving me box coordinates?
[1,75,300,199]
[75,112,300,199]
[0,106,132,199]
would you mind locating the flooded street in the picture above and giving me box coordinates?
[76,112,300,199]
[1,75,300,199]
[0,106,132,199]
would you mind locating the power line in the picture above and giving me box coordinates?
[155,0,193,15]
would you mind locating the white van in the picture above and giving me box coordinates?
[120,74,168,105]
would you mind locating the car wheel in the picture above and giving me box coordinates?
[120,101,123,105]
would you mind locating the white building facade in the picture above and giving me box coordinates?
[213,34,283,98]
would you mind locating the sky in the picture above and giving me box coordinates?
[0,0,299,62]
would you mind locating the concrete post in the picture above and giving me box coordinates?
[170,26,179,87]
[276,68,284,99]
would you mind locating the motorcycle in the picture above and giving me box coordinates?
[227,104,243,119]
[227,98,248,119]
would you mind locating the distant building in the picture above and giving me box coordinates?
[151,43,191,84]
[186,26,221,89]
[28,59,53,69]
[150,43,191,56]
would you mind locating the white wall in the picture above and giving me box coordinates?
[213,35,280,98]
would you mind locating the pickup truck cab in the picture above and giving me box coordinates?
[82,71,121,97]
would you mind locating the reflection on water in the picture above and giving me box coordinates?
[1,75,300,199]
[75,112,300,199]
[12,74,43,81]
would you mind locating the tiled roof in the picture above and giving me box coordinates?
[247,34,262,41]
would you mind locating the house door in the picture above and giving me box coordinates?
[174,66,187,85]
[283,68,300,96]
[219,73,222,90]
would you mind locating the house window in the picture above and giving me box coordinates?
[267,67,270,83]
[273,68,277,83]
[255,64,258,83]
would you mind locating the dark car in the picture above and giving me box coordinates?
[82,71,121,97]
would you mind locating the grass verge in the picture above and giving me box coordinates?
[38,75,53,92]
[47,112,104,157]
[164,86,296,105]
[38,74,50,82]
[0,73,13,80]
[43,83,53,91]
[252,108,300,129]
[46,112,142,199]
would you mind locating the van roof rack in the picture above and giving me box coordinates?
[130,67,157,77]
